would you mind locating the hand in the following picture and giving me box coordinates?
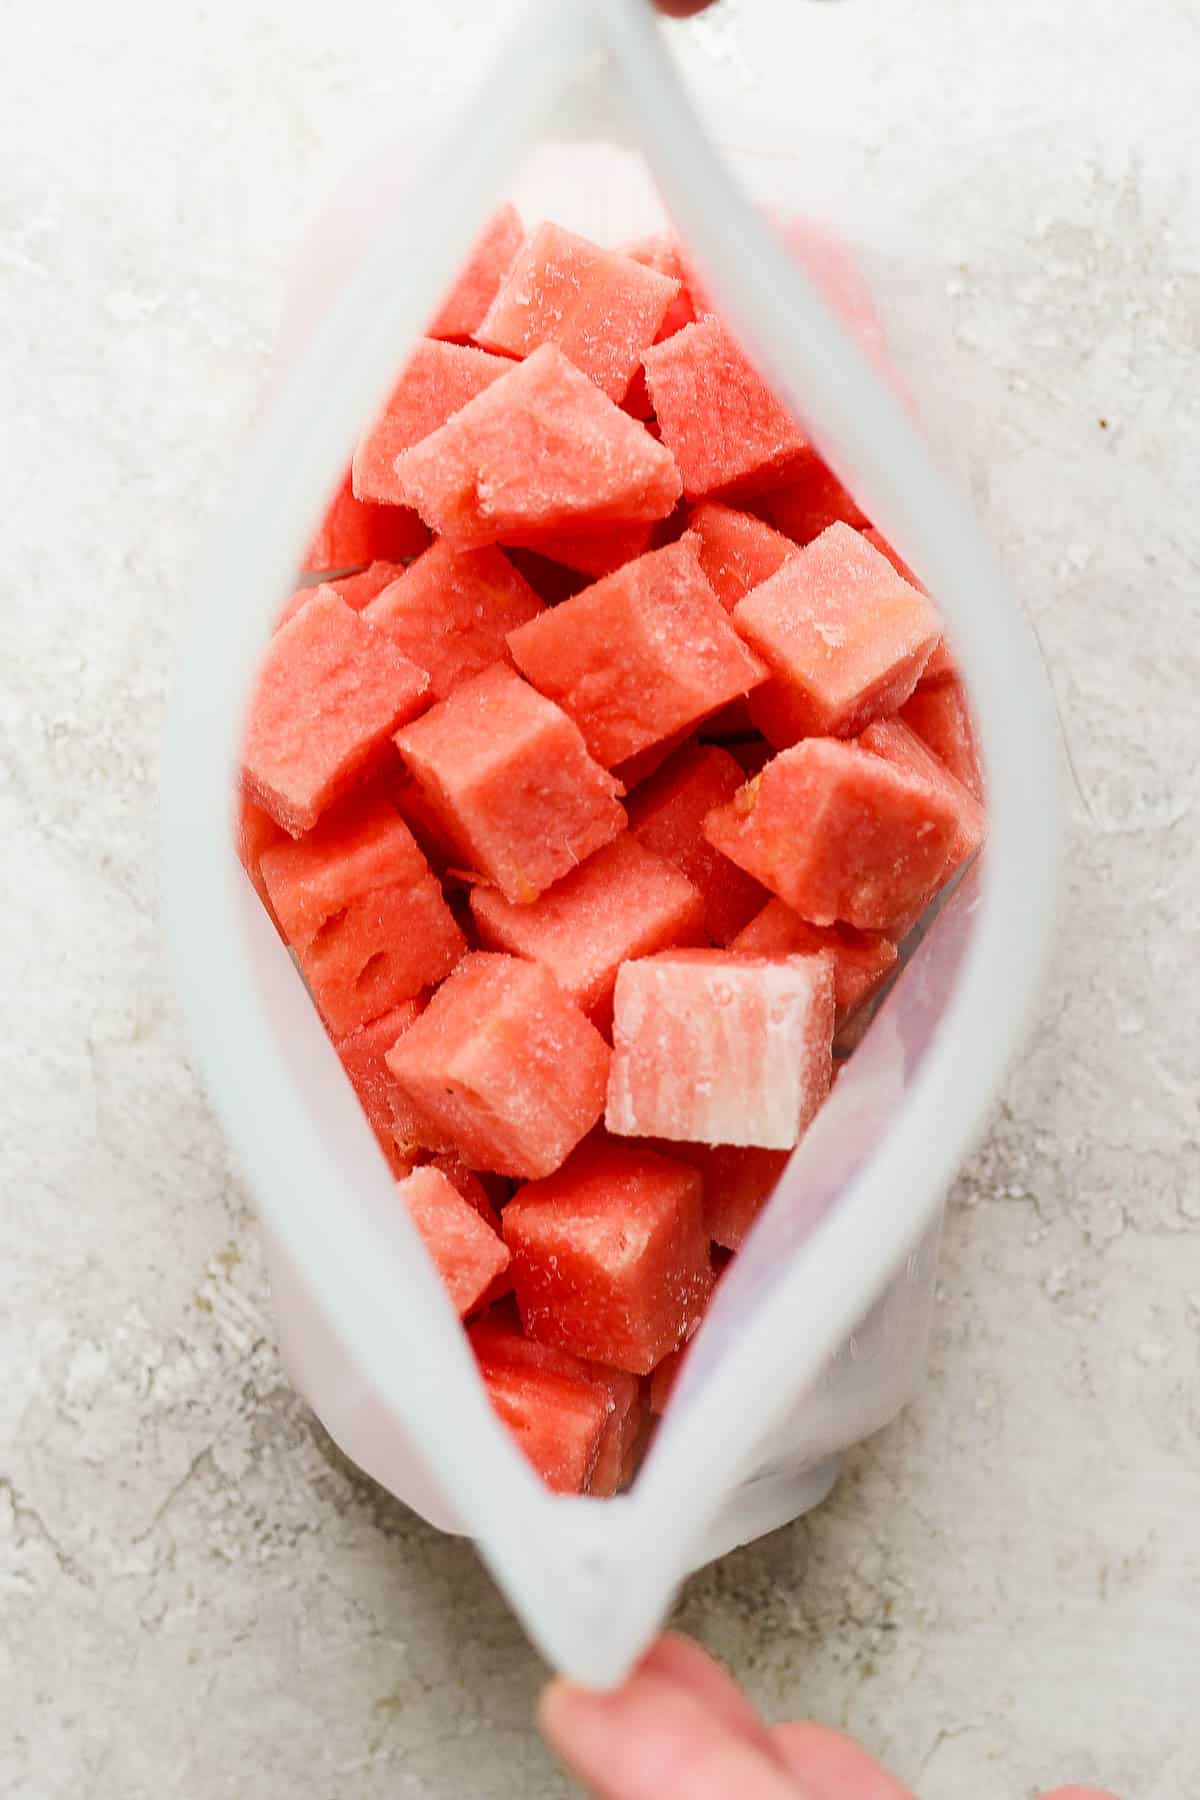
[540,1633,1120,1800]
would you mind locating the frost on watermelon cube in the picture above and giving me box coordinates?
[476,221,681,402]
[730,899,898,1028]
[606,949,835,1152]
[703,737,966,933]
[302,470,430,574]
[384,953,611,1179]
[276,561,412,633]
[351,339,512,506]
[390,344,682,549]
[469,1313,639,1497]
[501,518,655,581]
[363,542,543,702]
[641,315,811,500]
[398,1164,510,1318]
[469,834,705,1030]
[733,523,941,746]
[392,663,625,905]
[427,202,524,342]
[506,539,765,770]
[625,742,768,945]
[899,681,984,803]
[259,793,465,1034]
[241,589,431,836]
[502,1138,713,1375]
[334,997,426,1171]
[761,457,868,548]
[688,501,797,611]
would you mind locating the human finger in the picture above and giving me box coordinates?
[770,1720,917,1798]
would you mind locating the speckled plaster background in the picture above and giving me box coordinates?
[2,2,1198,1796]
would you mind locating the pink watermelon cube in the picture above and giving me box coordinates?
[390,344,682,548]
[703,737,966,932]
[730,899,898,1027]
[398,1164,510,1318]
[276,561,412,632]
[476,221,681,402]
[469,1313,639,1497]
[861,527,923,592]
[258,792,465,1033]
[469,834,705,1029]
[351,339,513,506]
[690,1143,790,1252]
[426,1153,505,1232]
[649,1344,686,1415]
[302,470,430,573]
[471,1325,614,1495]
[606,949,835,1150]
[858,716,987,871]
[392,663,626,905]
[501,518,655,580]
[236,794,286,923]
[427,202,524,342]
[502,1138,714,1374]
[625,742,768,944]
[733,523,941,745]
[241,589,431,836]
[688,501,797,611]
[334,997,425,1170]
[641,315,810,500]
[363,541,544,702]
[384,953,611,1179]
[506,539,765,770]
[860,529,958,686]
[762,457,868,547]
[622,233,697,341]
[899,680,984,803]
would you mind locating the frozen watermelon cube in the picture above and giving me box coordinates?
[276,561,412,632]
[426,1152,505,1232]
[502,1138,713,1374]
[649,1344,686,1415]
[859,530,958,686]
[259,792,465,1033]
[302,470,430,573]
[236,794,286,923]
[703,737,966,932]
[622,233,697,341]
[241,589,431,836]
[384,953,610,1179]
[392,663,626,905]
[398,1164,510,1318]
[626,742,768,944]
[390,344,682,549]
[334,997,425,1168]
[899,680,984,803]
[858,716,987,871]
[761,457,868,547]
[507,539,765,769]
[428,202,524,341]
[501,518,655,580]
[688,501,797,611]
[690,1144,791,1252]
[469,834,705,1028]
[363,541,543,701]
[469,1314,639,1497]
[473,1340,612,1495]
[730,899,898,1027]
[351,339,512,506]
[642,315,811,500]
[476,221,681,402]
[606,949,835,1150]
[734,523,941,746]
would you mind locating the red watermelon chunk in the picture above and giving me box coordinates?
[391,344,682,548]
[501,518,655,580]
[384,953,611,1180]
[476,221,681,402]
[688,501,797,611]
[761,457,869,547]
[622,233,697,341]
[502,1139,713,1374]
[860,529,959,686]
[398,1165,510,1318]
[335,997,426,1170]
[899,680,984,803]
[364,541,543,701]
[392,663,626,905]
[474,1345,612,1495]
[735,523,941,746]
[606,950,835,1150]
[507,539,765,770]
[241,589,431,836]
[236,795,286,923]
[730,899,898,1027]
[259,793,465,1034]
[427,1153,504,1232]
[703,737,966,932]
[686,1143,791,1252]
[858,716,987,870]
[302,470,430,573]
[276,561,411,632]
[352,339,513,506]
[469,834,705,1030]
[626,742,768,945]
[649,1345,686,1414]
[428,202,524,342]
[642,315,811,500]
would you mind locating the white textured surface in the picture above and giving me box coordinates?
[3,2,1198,1796]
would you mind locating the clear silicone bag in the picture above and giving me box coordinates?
[161,0,1060,1684]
